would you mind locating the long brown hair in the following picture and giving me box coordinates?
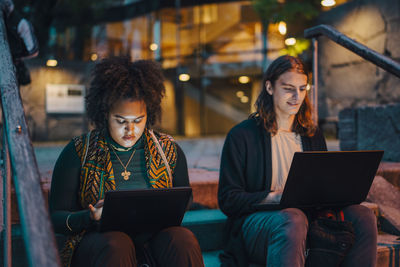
[250,55,316,137]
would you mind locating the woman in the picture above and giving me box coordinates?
[218,55,377,267]
[49,57,204,267]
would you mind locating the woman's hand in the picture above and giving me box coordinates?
[260,191,283,204]
[89,200,104,221]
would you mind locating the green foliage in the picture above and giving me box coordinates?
[279,38,311,56]
[252,0,320,24]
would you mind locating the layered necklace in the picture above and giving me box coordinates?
[110,144,136,180]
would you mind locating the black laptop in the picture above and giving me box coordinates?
[254,150,384,211]
[99,187,192,235]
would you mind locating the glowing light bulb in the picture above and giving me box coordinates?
[149,43,159,51]
[285,37,296,46]
[46,59,58,67]
[179,73,190,82]
[240,96,249,103]
[238,76,250,84]
[321,0,336,7]
[91,53,98,61]
[236,91,244,98]
[278,21,287,35]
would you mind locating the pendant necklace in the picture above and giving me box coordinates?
[110,145,136,180]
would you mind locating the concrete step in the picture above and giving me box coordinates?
[202,235,400,267]
[1,210,400,267]
[182,209,227,251]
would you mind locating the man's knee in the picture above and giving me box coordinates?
[272,208,308,240]
[344,205,377,231]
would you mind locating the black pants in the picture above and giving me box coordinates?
[71,226,204,267]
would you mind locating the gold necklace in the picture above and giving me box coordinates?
[110,142,134,152]
[110,146,136,180]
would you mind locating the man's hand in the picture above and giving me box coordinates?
[260,191,283,204]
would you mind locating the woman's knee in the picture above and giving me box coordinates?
[157,226,199,248]
[101,231,136,255]
[73,231,136,266]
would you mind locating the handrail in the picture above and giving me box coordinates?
[304,24,400,78]
[0,11,61,267]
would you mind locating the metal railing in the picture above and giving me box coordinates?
[0,10,60,267]
[304,24,400,122]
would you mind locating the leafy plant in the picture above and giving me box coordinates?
[252,0,321,24]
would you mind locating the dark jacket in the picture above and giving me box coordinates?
[218,118,327,266]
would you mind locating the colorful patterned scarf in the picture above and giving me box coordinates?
[60,128,177,266]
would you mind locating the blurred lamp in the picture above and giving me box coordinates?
[46,59,58,67]
[179,73,190,82]
[321,0,336,7]
[240,96,249,103]
[278,22,287,35]
[150,43,159,51]
[285,37,296,46]
[236,90,244,98]
[91,53,98,61]
[238,76,250,84]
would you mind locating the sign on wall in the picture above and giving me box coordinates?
[46,84,85,114]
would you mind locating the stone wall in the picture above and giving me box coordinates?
[339,103,400,162]
[317,0,400,122]
[22,59,93,141]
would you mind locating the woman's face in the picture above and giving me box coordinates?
[266,71,308,118]
[107,99,147,148]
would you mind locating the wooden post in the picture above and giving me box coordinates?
[0,10,60,267]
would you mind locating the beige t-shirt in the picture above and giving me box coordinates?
[270,130,303,191]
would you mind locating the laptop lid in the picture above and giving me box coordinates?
[255,150,383,210]
[99,187,192,235]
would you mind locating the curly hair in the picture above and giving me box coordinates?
[250,55,316,137]
[86,56,165,130]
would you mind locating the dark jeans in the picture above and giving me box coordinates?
[71,226,204,267]
[241,205,377,267]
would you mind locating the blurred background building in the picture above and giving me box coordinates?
[11,0,399,141]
